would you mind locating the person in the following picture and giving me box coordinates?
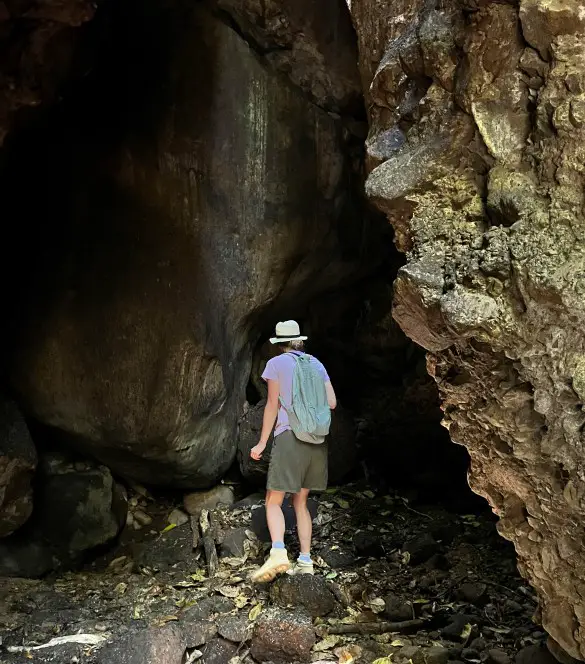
[249,320,337,583]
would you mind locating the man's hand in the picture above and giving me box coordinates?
[250,442,266,461]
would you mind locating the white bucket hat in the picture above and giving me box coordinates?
[269,320,308,344]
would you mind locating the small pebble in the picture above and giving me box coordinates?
[133,509,153,526]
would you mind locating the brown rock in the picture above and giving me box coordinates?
[200,637,238,664]
[0,399,37,537]
[347,0,585,658]
[270,574,337,617]
[95,624,185,664]
[5,1,366,490]
[183,485,235,516]
[250,607,315,663]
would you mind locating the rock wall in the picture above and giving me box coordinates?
[1,0,367,489]
[0,0,100,147]
[348,0,585,659]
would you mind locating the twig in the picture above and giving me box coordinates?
[326,619,424,635]
[199,509,218,577]
[189,516,200,550]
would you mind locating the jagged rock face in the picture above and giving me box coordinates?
[0,398,36,536]
[348,0,585,659]
[2,1,365,488]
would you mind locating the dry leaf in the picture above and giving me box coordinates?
[334,497,350,509]
[372,657,393,664]
[313,635,341,652]
[235,594,249,609]
[460,623,472,640]
[368,597,385,614]
[218,585,240,598]
[248,603,263,621]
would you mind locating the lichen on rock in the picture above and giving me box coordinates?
[348,0,585,658]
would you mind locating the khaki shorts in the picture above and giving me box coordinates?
[267,429,328,493]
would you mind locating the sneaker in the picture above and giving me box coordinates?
[250,548,291,583]
[287,559,314,575]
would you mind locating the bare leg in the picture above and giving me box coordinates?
[266,490,286,545]
[250,490,290,583]
[292,489,312,555]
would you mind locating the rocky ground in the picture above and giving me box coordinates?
[0,484,558,664]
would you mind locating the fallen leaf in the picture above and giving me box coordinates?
[248,603,263,621]
[190,570,206,582]
[334,497,350,509]
[460,623,472,640]
[235,594,249,609]
[363,490,375,499]
[161,523,177,534]
[368,598,385,614]
[326,571,338,580]
[372,657,393,664]
[218,585,240,598]
[390,639,405,647]
[313,635,341,652]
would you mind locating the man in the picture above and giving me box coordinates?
[250,320,336,583]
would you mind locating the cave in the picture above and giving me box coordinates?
[1,0,584,662]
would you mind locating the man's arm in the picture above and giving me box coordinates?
[325,381,337,410]
[250,379,279,460]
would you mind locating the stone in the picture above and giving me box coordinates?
[383,594,413,622]
[250,607,315,664]
[440,615,479,641]
[216,613,252,642]
[399,645,424,664]
[424,646,449,664]
[462,648,481,661]
[352,530,383,557]
[219,527,248,558]
[167,508,189,527]
[0,452,126,576]
[200,637,238,664]
[270,574,336,617]
[180,596,234,621]
[238,401,358,486]
[5,1,366,490]
[515,645,558,664]
[179,619,217,649]
[133,519,196,573]
[183,485,235,516]
[547,637,582,664]
[0,398,37,537]
[403,534,440,565]
[348,0,585,658]
[95,625,185,664]
[487,649,512,664]
[318,545,356,569]
[457,582,488,606]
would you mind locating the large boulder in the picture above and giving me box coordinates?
[0,452,126,577]
[349,0,585,658]
[2,1,366,488]
[237,400,357,485]
[0,398,37,537]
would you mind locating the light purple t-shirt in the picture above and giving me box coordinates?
[261,352,330,437]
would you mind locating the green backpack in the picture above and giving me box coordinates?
[280,352,331,444]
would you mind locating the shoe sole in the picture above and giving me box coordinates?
[251,562,291,584]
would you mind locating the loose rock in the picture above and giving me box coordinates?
[487,648,512,664]
[403,533,440,565]
[95,624,185,664]
[250,607,315,663]
[216,613,251,642]
[200,637,238,664]
[183,485,234,516]
[270,574,337,617]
